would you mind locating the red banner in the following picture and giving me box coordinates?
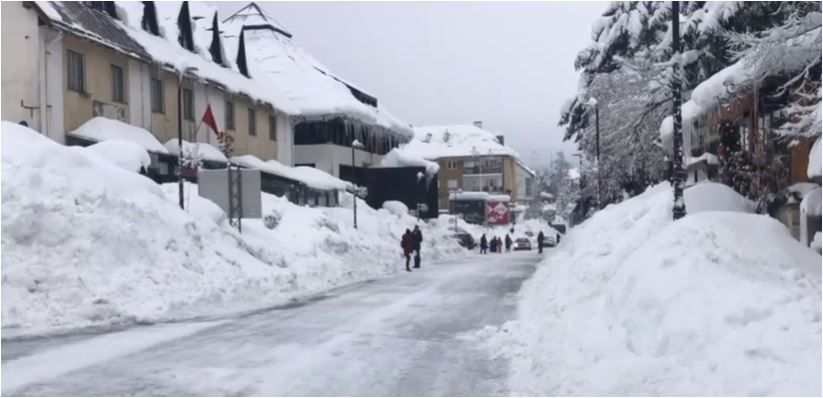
[487,200,510,224]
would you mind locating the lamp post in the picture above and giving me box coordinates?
[177,66,198,210]
[586,97,601,210]
[351,139,364,229]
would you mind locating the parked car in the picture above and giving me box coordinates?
[513,237,532,251]
[452,232,476,249]
[544,233,557,247]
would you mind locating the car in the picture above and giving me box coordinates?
[452,232,476,249]
[513,237,532,251]
[544,233,557,247]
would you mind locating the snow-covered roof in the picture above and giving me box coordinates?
[164,139,228,164]
[231,154,351,191]
[489,194,512,202]
[808,137,821,179]
[516,160,537,176]
[220,4,412,138]
[452,191,491,201]
[114,1,298,115]
[378,148,440,176]
[403,124,518,160]
[68,117,169,154]
[37,2,151,61]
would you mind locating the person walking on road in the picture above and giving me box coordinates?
[480,234,488,254]
[412,225,423,269]
[490,236,498,253]
[505,234,512,252]
[537,231,545,254]
[402,229,414,272]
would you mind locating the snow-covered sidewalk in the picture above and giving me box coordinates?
[1,122,468,338]
[490,182,822,396]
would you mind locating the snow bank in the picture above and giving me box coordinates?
[493,182,821,396]
[382,201,409,217]
[809,137,821,179]
[69,117,169,154]
[1,122,466,337]
[684,182,755,213]
[86,140,151,172]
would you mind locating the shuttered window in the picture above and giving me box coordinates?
[67,50,85,93]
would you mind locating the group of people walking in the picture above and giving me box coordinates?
[479,234,512,254]
[401,226,423,272]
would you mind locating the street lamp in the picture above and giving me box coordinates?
[178,65,198,210]
[351,139,364,229]
[586,97,601,210]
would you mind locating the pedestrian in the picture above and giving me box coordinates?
[412,225,423,269]
[498,237,504,254]
[480,234,488,254]
[490,236,498,253]
[401,229,414,272]
[505,234,512,252]
[537,231,545,254]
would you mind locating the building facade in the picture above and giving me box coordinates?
[1,1,293,172]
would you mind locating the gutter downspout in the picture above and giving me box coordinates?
[42,30,63,138]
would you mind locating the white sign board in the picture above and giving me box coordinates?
[199,168,262,219]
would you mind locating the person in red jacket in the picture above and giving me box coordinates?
[401,229,414,272]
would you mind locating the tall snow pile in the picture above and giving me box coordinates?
[1,122,466,337]
[493,182,821,396]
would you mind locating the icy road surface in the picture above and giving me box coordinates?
[2,252,540,396]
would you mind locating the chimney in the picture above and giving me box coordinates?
[496,135,505,145]
[473,121,483,129]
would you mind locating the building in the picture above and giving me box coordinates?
[396,122,526,223]
[220,3,413,179]
[1,2,294,166]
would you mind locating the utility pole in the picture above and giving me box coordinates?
[351,139,363,229]
[671,1,687,220]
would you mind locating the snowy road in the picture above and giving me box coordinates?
[2,252,540,396]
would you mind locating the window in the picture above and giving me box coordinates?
[447,160,459,169]
[150,78,164,113]
[447,179,458,189]
[268,115,277,141]
[67,50,85,92]
[111,64,125,103]
[182,88,193,120]
[248,108,256,136]
[225,100,235,130]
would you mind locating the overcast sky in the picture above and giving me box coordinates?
[216,1,607,169]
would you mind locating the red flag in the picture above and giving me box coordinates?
[201,104,219,135]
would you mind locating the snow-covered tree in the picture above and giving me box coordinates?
[560,1,818,213]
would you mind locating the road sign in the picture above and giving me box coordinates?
[199,168,262,219]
